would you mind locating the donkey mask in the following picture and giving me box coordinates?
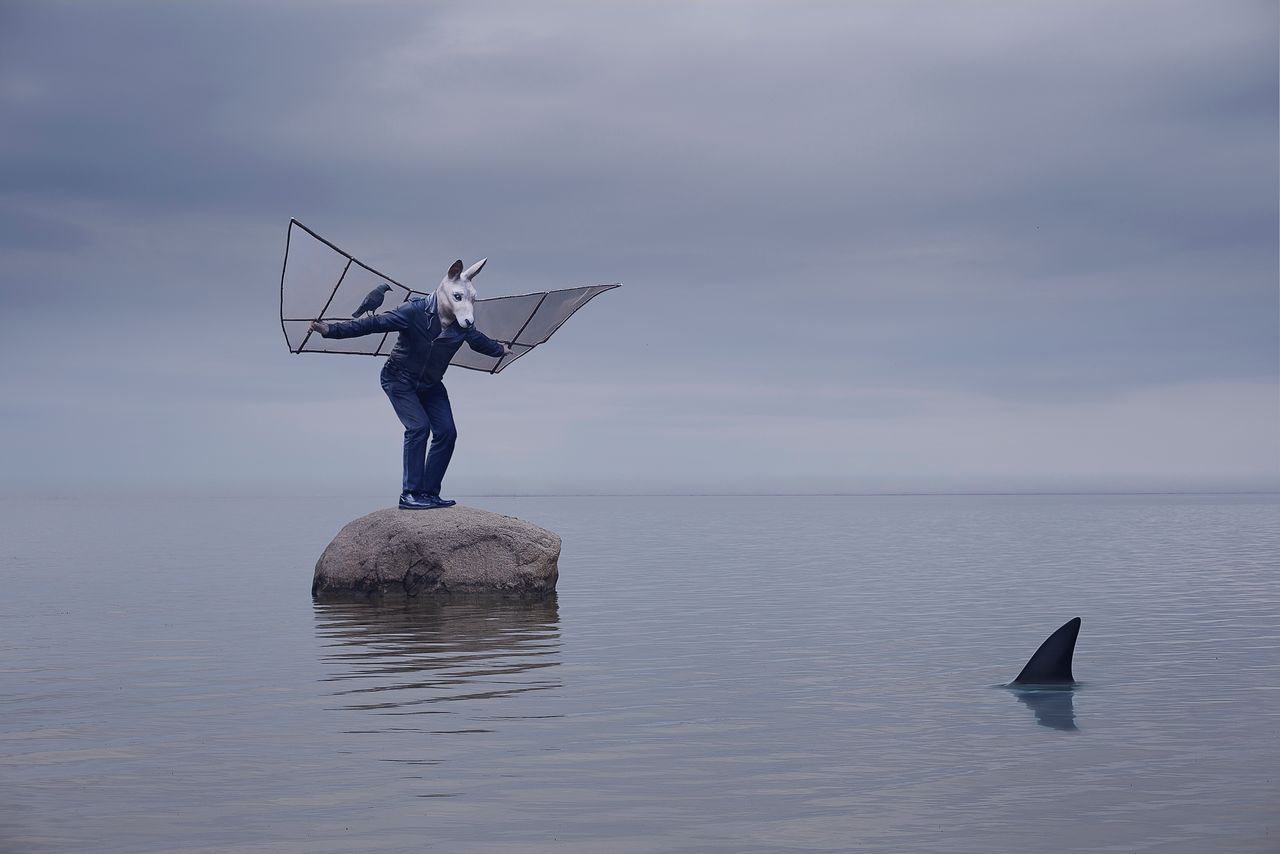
[435,258,486,329]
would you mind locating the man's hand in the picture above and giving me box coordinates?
[310,320,330,336]
[501,342,513,356]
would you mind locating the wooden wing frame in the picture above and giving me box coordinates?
[280,219,619,374]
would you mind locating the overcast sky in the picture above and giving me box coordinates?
[2,1,1276,494]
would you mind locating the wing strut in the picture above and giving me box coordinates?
[296,258,352,353]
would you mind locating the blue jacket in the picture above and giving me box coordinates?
[320,294,506,383]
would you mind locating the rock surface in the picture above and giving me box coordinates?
[312,505,560,599]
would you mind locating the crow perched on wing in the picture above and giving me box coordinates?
[352,283,393,318]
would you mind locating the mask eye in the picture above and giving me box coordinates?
[453,292,463,300]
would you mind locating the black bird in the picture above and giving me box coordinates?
[353,283,393,318]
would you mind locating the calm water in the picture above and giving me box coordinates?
[1,494,1276,853]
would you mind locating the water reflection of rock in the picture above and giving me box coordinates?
[1012,688,1078,731]
[313,596,561,714]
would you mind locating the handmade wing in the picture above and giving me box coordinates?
[280,219,619,374]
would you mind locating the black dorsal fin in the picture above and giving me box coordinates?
[1013,617,1081,685]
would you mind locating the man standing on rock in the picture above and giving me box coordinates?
[309,259,510,510]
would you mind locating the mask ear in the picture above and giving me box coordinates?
[461,258,487,281]
[447,260,464,281]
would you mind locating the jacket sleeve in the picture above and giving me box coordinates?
[321,302,413,339]
[465,326,508,359]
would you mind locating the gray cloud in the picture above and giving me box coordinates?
[1,0,1275,492]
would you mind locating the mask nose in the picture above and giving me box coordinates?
[461,318,472,329]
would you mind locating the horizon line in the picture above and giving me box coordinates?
[459,490,1280,497]
[7,490,1277,500]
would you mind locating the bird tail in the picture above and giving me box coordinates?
[352,309,362,318]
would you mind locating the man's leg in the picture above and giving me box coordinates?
[380,368,432,495]
[418,381,457,497]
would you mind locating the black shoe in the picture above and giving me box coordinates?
[416,494,457,508]
[398,492,437,510]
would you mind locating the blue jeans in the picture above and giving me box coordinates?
[380,363,457,496]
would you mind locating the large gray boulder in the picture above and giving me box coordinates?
[312,505,560,599]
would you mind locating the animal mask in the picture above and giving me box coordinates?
[436,258,486,329]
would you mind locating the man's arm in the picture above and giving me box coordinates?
[310,302,413,339]
[465,326,512,358]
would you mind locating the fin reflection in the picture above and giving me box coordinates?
[1011,687,1078,731]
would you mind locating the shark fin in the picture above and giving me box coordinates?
[1012,617,1081,685]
